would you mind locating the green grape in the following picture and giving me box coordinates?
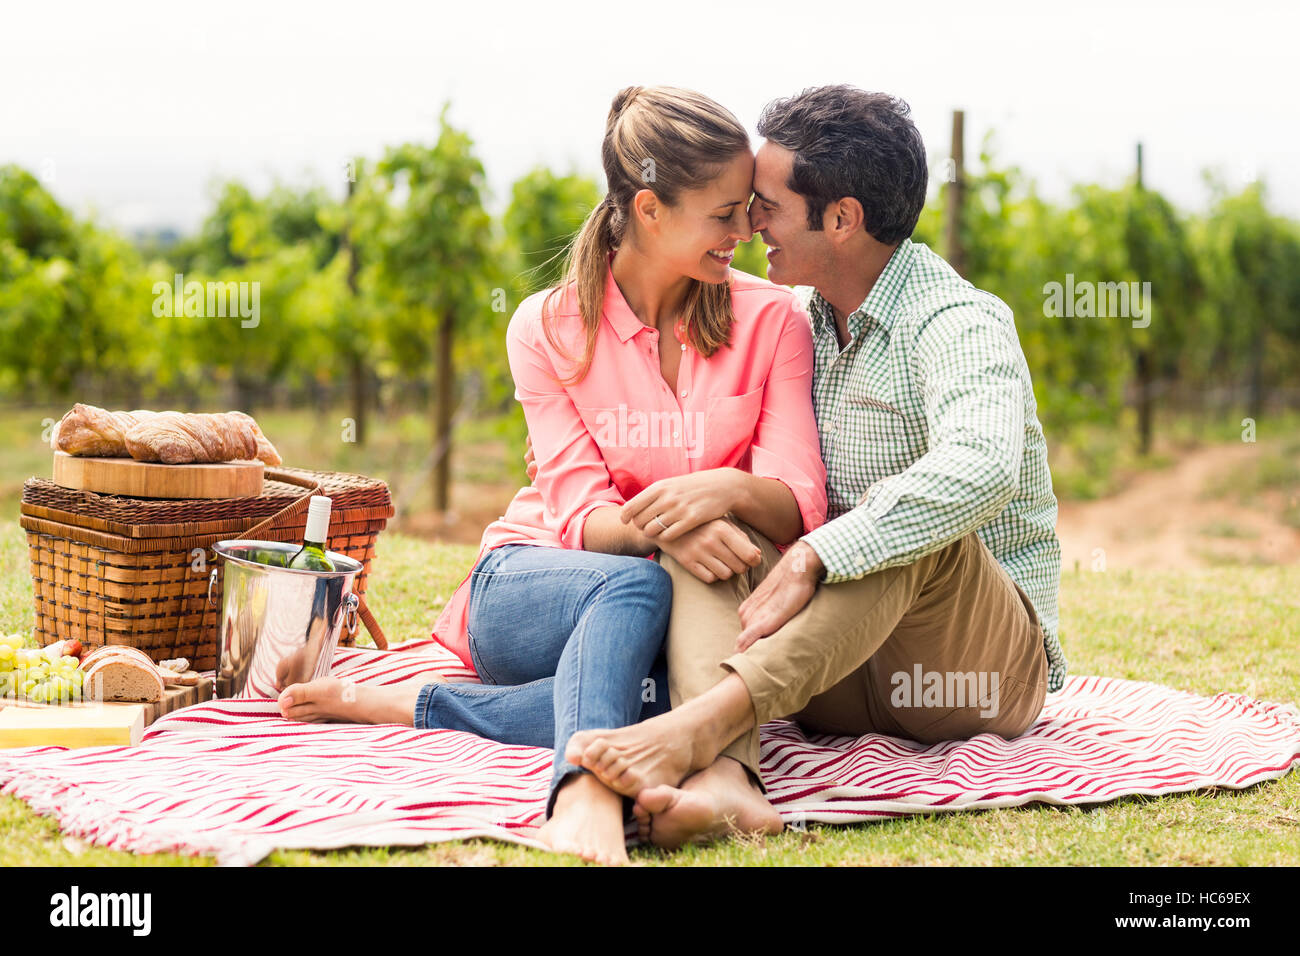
[0,672,14,698]
[67,668,83,686]
[25,665,48,683]
[26,682,46,703]
[0,645,14,667]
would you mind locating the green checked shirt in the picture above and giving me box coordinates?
[796,239,1067,693]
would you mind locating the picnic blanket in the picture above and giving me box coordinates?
[2,640,1298,866]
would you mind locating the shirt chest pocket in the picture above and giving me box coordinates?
[835,397,914,477]
[573,403,650,490]
[702,385,765,467]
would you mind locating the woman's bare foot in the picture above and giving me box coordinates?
[565,673,755,798]
[631,757,783,849]
[277,676,429,725]
[565,710,701,797]
[535,772,629,865]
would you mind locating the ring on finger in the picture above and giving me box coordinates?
[654,514,670,533]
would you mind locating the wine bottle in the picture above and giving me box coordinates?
[251,547,287,568]
[287,496,336,571]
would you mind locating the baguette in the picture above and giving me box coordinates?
[53,403,282,466]
[124,410,258,464]
[51,404,159,458]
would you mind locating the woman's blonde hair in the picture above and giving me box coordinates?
[542,86,750,385]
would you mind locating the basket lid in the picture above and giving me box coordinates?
[22,466,393,540]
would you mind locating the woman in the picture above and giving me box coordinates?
[278,86,827,865]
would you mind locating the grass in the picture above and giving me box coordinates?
[1198,521,1259,540]
[1201,433,1300,502]
[1,515,1297,867]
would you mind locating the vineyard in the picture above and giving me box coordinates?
[3,112,1299,517]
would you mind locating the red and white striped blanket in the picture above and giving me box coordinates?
[2,640,1298,866]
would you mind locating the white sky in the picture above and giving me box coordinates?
[3,0,1298,233]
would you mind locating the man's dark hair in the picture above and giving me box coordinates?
[757,86,928,244]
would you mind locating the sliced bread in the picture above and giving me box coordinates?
[80,644,157,671]
[83,656,165,703]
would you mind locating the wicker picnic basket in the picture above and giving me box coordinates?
[19,467,394,671]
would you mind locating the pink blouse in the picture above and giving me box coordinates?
[431,264,828,671]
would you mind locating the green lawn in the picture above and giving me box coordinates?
[1,517,1297,867]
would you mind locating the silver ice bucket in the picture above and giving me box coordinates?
[209,540,364,699]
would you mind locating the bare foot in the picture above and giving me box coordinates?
[535,773,628,865]
[632,757,783,850]
[566,672,755,798]
[277,676,429,725]
[565,710,701,798]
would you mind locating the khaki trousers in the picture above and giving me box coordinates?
[663,520,1049,785]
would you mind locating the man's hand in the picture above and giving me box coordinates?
[657,517,762,584]
[621,470,741,542]
[524,434,537,483]
[735,541,823,652]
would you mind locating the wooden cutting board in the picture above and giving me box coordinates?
[0,679,213,749]
[136,678,214,724]
[53,451,264,499]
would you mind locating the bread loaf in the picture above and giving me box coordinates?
[83,652,165,703]
[51,404,159,458]
[124,410,257,463]
[52,403,282,466]
[80,645,158,670]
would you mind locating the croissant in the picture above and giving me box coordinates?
[52,403,283,466]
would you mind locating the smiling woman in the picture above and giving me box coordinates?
[543,85,754,384]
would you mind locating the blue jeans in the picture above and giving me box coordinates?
[413,544,672,817]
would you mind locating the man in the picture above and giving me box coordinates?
[560,85,1068,847]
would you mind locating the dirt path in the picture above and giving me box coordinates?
[1055,441,1300,571]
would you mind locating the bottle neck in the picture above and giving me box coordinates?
[303,509,330,546]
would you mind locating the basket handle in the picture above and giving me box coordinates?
[239,468,325,541]
[357,598,388,650]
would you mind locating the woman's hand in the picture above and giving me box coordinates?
[656,517,762,583]
[620,469,744,542]
[524,434,537,482]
